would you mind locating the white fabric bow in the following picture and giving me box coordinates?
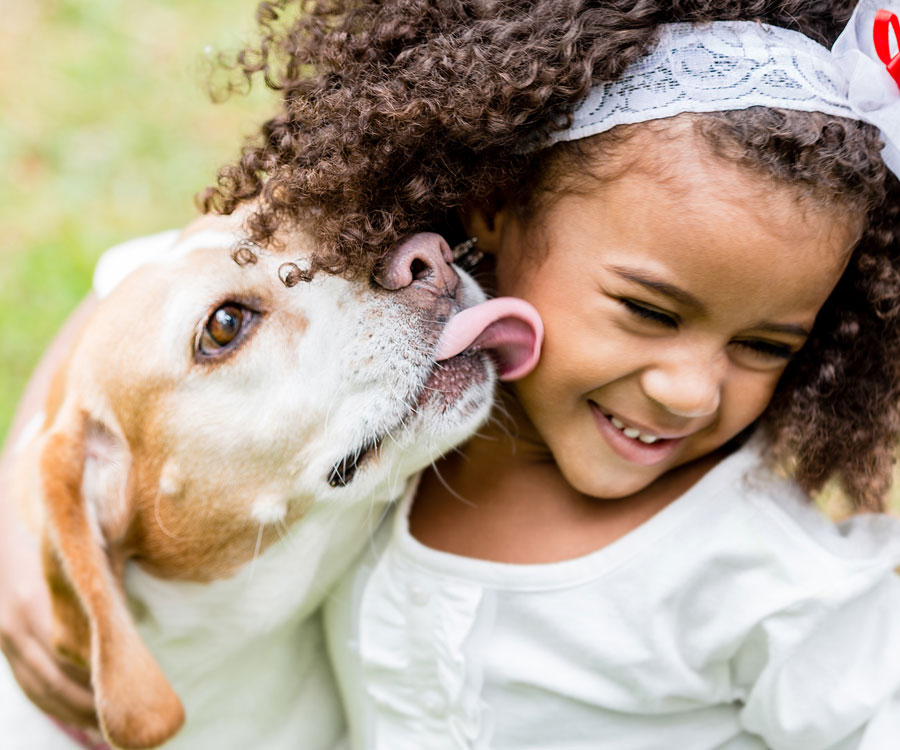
[833,0,900,175]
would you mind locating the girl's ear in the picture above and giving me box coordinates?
[458,200,508,254]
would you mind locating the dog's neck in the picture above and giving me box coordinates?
[126,478,411,749]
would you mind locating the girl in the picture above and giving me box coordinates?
[204,0,900,747]
[4,0,900,748]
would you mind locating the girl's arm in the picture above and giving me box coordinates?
[0,294,99,727]
[738,565,900,748]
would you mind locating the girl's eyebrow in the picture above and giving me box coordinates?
[606,265,706,313]
[606,265,811,338]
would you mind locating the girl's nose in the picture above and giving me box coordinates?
[639,351,726,419]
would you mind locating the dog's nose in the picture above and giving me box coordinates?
[375,233,460,298]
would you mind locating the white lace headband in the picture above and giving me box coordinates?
[546,0,900,178]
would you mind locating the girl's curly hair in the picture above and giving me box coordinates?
[204,0,900,511]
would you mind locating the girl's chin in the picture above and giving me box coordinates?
[559,459,666,501]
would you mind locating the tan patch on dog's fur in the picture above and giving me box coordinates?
[40,415,185,749]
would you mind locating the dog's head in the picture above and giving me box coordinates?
[26,213,541,749]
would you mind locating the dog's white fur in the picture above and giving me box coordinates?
[1,213,494,749]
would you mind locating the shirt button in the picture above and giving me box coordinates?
[422,689,447,716]
[408,583,430,606]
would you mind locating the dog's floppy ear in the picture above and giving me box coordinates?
[40,408,185,750]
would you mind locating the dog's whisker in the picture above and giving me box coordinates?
[153,488,185,541]
[428,453,477,509]
[273,519,289,542]
[378,410,402,449]
[273,516,304,558]
[323,379,350,441]
[478,410,513,438]
[246,521,266,586]
[482,399,518,442]
[444,441,470,460]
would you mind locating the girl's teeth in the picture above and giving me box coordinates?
[606,413,662,444]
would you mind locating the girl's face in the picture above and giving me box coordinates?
[477,127,859,500]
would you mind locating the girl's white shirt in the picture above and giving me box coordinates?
[324,440,900,750]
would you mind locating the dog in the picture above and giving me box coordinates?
[1,210,542,750]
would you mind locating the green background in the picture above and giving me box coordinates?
[0,0,273,441]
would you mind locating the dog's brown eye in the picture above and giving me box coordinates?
[199,305,245,354]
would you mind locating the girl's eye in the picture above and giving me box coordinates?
[198,304,253,356]
[619,299,678,329]
[730,339,795,360]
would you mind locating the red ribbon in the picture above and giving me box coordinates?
[874,8,900,88]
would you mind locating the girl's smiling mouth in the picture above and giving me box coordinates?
[588,401,685,466]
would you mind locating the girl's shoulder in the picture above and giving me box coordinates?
[655,438,900,649]
[735,438,900,576]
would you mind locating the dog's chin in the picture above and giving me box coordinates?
[328,352,495,491]
[416,351,490,413]
[414,351,495,440]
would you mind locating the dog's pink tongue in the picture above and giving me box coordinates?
[434,297,544,381]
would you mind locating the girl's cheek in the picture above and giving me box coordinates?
[721,371,783,428]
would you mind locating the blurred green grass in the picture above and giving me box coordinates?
[0,0,275,440]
